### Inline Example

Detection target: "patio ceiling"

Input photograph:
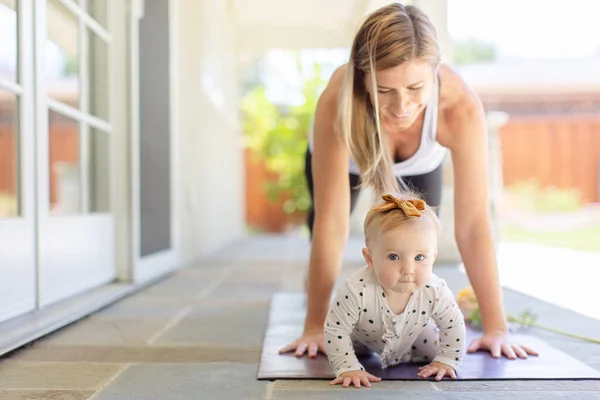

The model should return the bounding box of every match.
[231,0,419,52]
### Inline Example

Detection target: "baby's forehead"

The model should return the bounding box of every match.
[375,214,434,232]
[379,224,435,239]
[370,221,437,245]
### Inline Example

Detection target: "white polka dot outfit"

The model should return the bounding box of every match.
[324,266,466,377]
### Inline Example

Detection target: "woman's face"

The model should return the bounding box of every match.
[365,60,436,132]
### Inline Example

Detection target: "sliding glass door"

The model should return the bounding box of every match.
[35,0,116,306]
[0,0,36,323]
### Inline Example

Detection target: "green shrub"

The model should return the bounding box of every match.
[505,180,582,214]
[241,63,325,215]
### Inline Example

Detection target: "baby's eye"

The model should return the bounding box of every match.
[408,86,423,91]
[415,254,425,261]
[388,254,399,261]
[378,89,392,94]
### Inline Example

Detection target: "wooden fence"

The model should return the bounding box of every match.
[499,115,600,203]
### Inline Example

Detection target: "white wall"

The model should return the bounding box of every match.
[175,0,244,265]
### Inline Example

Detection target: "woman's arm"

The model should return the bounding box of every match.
[443,73,537,359]
[447,93,507,334]
[280,66,352,358]
[305,67,352,332]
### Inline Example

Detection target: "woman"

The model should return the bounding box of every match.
[279,3,538,361]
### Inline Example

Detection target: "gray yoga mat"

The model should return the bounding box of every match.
[258,293,600,380]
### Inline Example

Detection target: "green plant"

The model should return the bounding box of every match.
[241,61,326,215]
[500,224,600,253]
[505,180,582,214]
[468,307,537,331]
[452,37,497,65]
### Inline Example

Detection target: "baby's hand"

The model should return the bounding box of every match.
[330,370,382,388]
[417,361,457,381]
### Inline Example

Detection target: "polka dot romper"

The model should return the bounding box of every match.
[324,266,466,377]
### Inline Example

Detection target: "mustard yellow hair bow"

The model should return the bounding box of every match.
[372,194,426,217]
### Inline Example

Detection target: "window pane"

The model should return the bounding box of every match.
[0,90,19,218]
[87,0,107,28]
[0,0,18,83]
[88,29,108,120]
[47,0,79,109]
[49,110,80,215]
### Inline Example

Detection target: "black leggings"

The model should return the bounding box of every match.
[304,148,443,237]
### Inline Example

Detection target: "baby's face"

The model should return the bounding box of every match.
[363,222,438,294]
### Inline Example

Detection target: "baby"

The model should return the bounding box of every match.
[324,193,466,388]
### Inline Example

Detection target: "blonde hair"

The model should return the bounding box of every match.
[364,191,441,243]
[338,3,441,196]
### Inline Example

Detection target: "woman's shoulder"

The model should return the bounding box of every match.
[436,63,486,148]
[438,63,483,114]
[320,64,348,104]
[311,64,350,145]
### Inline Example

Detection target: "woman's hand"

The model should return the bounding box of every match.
[330,370,382,388]
[278,329,326,358]
[467,331,539,359]
[417,361,457,381]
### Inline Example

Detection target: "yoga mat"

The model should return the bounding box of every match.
[258,293,600,380]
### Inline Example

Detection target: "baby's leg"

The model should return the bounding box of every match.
[410,318,440,363]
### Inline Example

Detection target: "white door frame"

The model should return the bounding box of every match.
[34,0,117,307]
[129,0,180,283]
[0,0,36,323]
[0,0,180,355]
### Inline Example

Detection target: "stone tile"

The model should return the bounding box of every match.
[0,390,94,400]
[93,295,191,319]
[37,317,170,346]
[273,390,412,400]
[501,288,600,341]
[95,363,267,400]
[432,266,469,293]
[274,379,435,391]
[273,390,599,399]
[201,234,312,264]
[191,258,303,272]
[154,299,269,346]
[534,333,600,366]
[182,260,236,270]
[434,380,600,391]
[140,273,220,299]
[477,393,600,399]
[11,344,260,364]
[281,271,305,292]
[210,269,283,300]
[0,361,123,390]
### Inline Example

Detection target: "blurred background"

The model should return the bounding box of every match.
[0,0,599,340]
[237,0,600,316]
[241,0,600,251]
